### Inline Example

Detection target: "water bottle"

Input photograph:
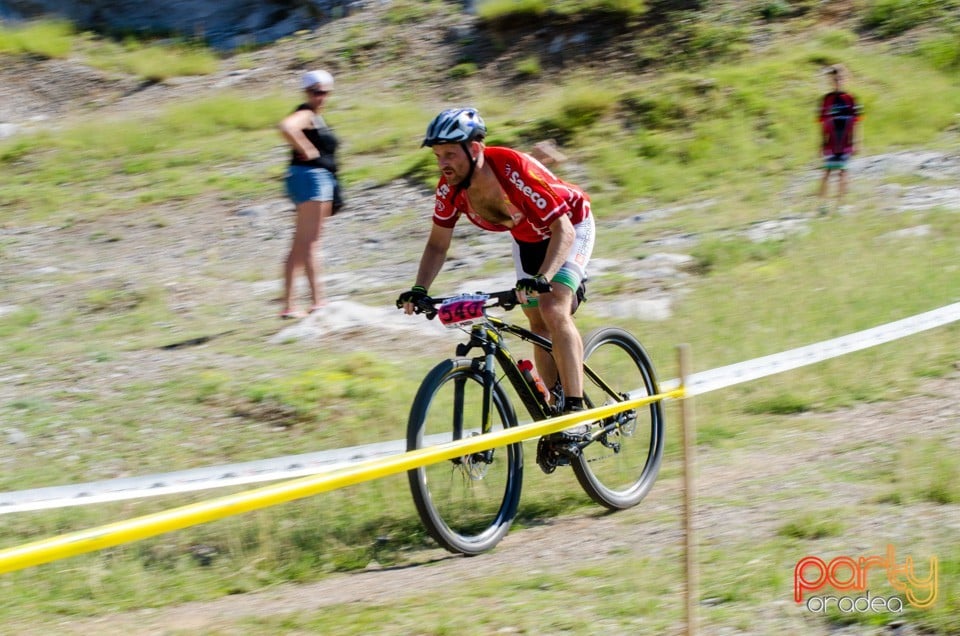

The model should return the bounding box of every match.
[518,359,550,403]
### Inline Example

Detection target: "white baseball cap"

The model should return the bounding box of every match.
[302,70,334,91]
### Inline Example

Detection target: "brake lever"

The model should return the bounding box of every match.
[416,298,437,320]
[498,290,519,311]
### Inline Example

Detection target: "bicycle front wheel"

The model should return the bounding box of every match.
[406,358,523,555]
[574,328,664,509]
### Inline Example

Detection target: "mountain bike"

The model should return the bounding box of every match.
[402,289,664,555]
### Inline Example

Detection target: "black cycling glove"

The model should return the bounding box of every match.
[396,285,429,309]
[516,274,552,295]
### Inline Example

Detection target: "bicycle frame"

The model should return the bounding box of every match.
[453,315,555,431]
[446,305,630,441]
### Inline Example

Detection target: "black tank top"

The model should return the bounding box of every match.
[289,104,339,173]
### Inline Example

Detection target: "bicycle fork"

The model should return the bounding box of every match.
[452,348,498,472]
[473,349,497,465]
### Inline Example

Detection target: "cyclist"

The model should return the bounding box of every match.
[398,107,596,415]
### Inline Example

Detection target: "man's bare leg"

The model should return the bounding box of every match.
[536,286,583,400]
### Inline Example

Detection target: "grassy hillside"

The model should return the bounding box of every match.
[0,1,958,634]
[1,1,959,221]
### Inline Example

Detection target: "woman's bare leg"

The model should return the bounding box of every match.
[305,200,333,310]
[283,200,324,314]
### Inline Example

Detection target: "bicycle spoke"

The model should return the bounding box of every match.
[573,328,664,509]
[407,359,522,554]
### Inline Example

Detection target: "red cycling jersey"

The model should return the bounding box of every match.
[432,146,591,243]
[818,91,861,157]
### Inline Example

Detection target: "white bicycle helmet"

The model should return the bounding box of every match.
[422,107,487,147]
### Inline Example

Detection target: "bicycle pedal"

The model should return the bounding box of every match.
[536,434,583,474]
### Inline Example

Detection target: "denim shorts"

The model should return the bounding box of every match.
[285,165,336,205]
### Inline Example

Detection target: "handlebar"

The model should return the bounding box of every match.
[406,289,520,320]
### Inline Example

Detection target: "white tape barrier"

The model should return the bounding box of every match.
[666,301,960,396]
[0,439,403,514]
[0,432,455,514]
[2,302,958,515]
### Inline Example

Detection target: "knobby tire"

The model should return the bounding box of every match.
[573,328,664,509]
[406,358,523,555]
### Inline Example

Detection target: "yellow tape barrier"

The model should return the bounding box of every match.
[0,388,684,575]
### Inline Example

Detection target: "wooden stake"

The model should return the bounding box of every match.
[678,343,698,635]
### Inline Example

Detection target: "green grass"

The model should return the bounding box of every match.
[916,26,960,71]
[0,20,219,80]
[860,0,959,38]
[0,91,291,222]
[477,0,648,23]
[382,0,453,25]
[4,25,960,224]
[82,39,219,81]
[880,438,960,505]
[0,20,74,58]
[778,513,845,540]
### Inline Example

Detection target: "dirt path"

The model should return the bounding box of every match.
[24,374,959,635]
[2,17,958,634]
[2,128,957,636]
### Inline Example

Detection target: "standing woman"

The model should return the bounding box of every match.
[278,70,339,318]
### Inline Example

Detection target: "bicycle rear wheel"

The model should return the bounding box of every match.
[573,328,664,509]
[406,358,523,555]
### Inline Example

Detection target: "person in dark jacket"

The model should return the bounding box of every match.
[817,65,862,214]
[278,70,339,318]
